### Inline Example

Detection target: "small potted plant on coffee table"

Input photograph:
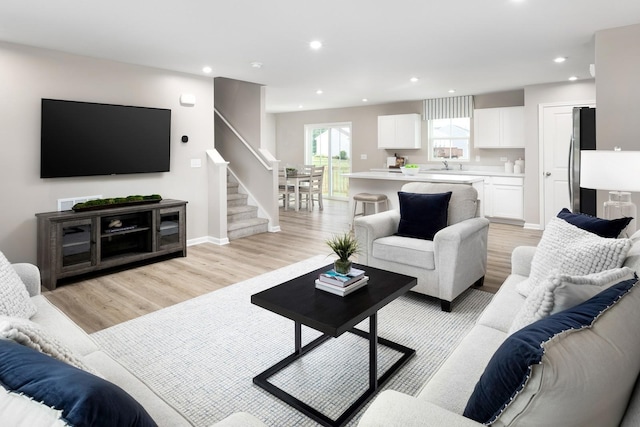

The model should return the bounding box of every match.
[326,232,359,274]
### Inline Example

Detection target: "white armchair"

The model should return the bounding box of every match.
[354,182,489,311]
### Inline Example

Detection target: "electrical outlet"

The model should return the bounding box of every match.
[360,154,367,160]
[475,155,480,162]
[500,157,508,162]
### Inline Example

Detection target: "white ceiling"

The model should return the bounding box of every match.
[2,0,639,113]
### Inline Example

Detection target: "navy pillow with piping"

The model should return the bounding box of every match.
[463,276,638,424]
[0,339,157,427]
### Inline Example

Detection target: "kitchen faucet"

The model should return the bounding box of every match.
[442,160,449,170]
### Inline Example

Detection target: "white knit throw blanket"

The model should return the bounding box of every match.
[0,316,98,375]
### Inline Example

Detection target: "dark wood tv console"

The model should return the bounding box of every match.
[36,199,187,290]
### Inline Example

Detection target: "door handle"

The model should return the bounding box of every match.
[545,172,551,177]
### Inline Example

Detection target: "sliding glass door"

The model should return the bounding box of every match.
[304,122,352,199]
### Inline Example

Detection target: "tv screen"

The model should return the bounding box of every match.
[41,99,171,178]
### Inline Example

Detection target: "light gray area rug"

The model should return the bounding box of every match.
[92,255,493,426]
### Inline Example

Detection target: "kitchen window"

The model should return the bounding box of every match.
[428,117,471,161]
[423,95,473,162]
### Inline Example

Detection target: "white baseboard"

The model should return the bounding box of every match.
[187,236,230,246]
[523,222,543,230]
[268,225,281,233]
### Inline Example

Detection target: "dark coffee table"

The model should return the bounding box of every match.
[251,263,417,427]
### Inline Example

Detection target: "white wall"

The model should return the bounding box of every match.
[0,42,215,262]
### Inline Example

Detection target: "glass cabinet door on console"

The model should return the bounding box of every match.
[58,219,95,272]
[157,207,185,252]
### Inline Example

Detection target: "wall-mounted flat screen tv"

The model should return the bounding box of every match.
[41,99,171,178]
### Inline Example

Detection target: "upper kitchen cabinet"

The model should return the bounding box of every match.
[473,106,524,148]
[378,113,422,149]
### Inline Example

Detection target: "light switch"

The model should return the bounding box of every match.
[190,159,202,168]
[360,154,367,160]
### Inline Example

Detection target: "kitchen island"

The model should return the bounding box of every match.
[344,171,485,217]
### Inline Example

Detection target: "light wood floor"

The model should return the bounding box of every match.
[44,200,542,334]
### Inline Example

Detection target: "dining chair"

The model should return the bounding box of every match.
[298,165,324,211]
[278,167,297,210]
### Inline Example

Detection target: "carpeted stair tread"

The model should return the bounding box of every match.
[227,217,268,231]
[227,205,257,215]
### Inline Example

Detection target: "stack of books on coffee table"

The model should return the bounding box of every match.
[315,267,369,296]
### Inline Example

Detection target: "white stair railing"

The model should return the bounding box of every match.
[214,108,272,171]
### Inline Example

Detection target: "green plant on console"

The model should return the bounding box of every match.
[72,194,162,211]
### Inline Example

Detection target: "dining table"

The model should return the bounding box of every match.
[282,172,311,211]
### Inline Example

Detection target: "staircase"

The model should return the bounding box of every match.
[226,176,269,240]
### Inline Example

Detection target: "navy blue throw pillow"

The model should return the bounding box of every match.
[0,340,157,427]
[557,207,632,238]
[463,276,638,424]
[395,191,452,240]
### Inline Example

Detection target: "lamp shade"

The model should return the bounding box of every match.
[580,150,640,192]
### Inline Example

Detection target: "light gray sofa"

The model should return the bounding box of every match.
[354,182,490,311]
[356,229,640,427]
[6,263,192,426]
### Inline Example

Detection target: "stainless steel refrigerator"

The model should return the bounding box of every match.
[569,106,597,216]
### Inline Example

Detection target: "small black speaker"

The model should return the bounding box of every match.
[181,135,188,143]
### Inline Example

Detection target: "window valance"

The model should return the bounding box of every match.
[423,95,474,120]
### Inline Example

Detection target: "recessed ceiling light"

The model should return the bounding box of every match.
[250,62,263,69]
[316,89,323,95]
[568,76,578,81]
[298,105,304,109]
[202,66,212,74]
[410,77,419,83]
[448,89,456,93]
[310,40,322,50]
[554,57,567,63]
[362,98,368,102]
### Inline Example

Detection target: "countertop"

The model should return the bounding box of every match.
[344,171,484,184]
[369,168,524,178]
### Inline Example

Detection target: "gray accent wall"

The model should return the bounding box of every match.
[214,77,262,148]
[0,41,215,262]
[474,89,524,109]
[595,23,640,151]
[595,23,640,216]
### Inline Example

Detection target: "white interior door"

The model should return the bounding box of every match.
[540,102,595,228]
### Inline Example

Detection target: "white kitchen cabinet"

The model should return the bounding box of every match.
[378,113,421,149]
[474,107,524,148]
[482,176,524,220]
